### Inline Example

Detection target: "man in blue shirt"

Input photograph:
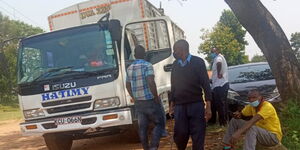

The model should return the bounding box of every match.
[126,45,164,150]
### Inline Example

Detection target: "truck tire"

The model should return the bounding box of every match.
[126,122,140,142]
[43,133,73,150]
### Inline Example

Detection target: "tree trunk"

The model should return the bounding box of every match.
[225,0,300,101]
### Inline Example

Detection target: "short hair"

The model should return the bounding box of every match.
[173,39,189,52]
[211,47,219,52]
[248,89,262,97]
[134,45,146,59]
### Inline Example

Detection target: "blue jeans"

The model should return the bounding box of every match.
[135,100,165,150]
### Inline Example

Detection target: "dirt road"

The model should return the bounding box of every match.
[0,119,224,150]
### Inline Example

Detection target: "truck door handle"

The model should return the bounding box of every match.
[164,64,173,72]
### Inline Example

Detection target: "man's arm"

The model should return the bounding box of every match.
[147,75,159,103]
[198,59,212,121]
[169,64,175,115]
[230,114,263,144]
[198,60,212,102]
[126,82,134,101]
[232,111,253,120]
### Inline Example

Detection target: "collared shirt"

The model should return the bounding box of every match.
[177,54,192,67]
[126,59,154,100]
[242,101,282,141]
[211,54,228,89]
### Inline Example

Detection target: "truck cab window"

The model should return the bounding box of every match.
[125,20,171,64]
[19,48,42,83]
[18,25,118,84]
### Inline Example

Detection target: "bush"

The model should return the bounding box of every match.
[280,100,300,149]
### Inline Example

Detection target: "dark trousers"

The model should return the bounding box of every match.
[135,100,164,150]
[210,83,229,126]
[173,101,206,150]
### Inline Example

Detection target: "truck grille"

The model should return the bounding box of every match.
[42,96,92,107]
[47,103,91,114]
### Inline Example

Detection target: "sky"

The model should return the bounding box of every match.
[1,0,299,60]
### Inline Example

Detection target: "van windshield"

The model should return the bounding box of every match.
[18,24,117,84]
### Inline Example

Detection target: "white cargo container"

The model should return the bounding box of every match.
[17,0,184,149]
[48,0,183,50]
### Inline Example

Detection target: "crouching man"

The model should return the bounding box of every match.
[222,89,282,150]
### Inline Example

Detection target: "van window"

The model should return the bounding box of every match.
[228,64,274,84]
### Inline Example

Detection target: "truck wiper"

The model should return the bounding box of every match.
[31,66,74,83]
[61,68,117,79]
[59,70,98,77]
[65,68,115,77]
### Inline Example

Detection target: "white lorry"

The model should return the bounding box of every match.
[17,0,184,149]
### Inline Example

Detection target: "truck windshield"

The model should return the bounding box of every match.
[18,24,117,84]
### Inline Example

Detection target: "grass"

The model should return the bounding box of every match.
[280,100,300,149]
[0,104,22,121]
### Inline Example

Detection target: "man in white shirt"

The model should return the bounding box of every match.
[210,47,229,126]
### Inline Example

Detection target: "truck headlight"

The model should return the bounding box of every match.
[23,108,45,119]
[94,97,120,110]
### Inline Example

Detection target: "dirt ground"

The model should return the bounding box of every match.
[0,119,224,150]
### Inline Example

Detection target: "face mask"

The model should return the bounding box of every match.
[210,53,217,59]
[250,100,260,107]
[173,53,179,60]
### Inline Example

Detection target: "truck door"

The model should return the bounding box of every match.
[122,19,173,111]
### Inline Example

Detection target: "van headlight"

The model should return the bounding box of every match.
[23,108,45,119]
[227,90,240,100]
[94,97,120,110]
[267,87,281,102]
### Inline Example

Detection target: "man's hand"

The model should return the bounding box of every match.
[229,131,242,145]
[205,101,212,122]
[217,73,223,79]
[233,111,242,119]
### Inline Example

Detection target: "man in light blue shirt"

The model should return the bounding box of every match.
[126,45,165,150]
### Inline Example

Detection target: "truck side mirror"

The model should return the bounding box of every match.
[109,20,122,42]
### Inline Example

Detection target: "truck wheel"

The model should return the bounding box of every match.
[43,133,73,150]
[126,122,140,142]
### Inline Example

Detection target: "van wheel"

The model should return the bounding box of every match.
[43,133,73,150]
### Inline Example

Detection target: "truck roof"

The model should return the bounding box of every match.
[48,0,165,31]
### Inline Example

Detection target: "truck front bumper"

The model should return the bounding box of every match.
[20,107,133,136]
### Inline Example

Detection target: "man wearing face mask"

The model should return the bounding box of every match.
[169,39,212,150]
[209,47,229,126]
[222,89,282,150]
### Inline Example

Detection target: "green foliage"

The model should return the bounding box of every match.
[280,100,300,149]
[199,10,248,66]
[251,54,267,62]
[0,104,21,121]
[0,12,44,105]
[199,23,248,66]
[219,10,248,48]
[290,32,300,60]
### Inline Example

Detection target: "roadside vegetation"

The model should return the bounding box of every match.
[280,100,300,149]
[0,103,22,121]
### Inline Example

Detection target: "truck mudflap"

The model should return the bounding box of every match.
[20,107,133,136]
